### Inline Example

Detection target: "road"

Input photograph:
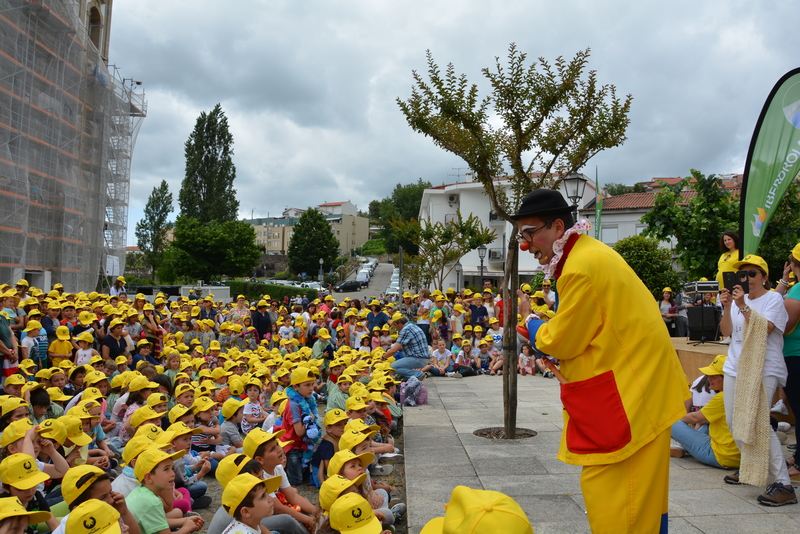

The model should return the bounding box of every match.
[328,262,395,302]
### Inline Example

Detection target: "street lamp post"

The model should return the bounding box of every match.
[454,260,462,292]
[477,245,487,286]
[318,258,324,282]
[564,172,589,223]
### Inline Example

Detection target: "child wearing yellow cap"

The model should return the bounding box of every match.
[310,409,349,488]
[242,428,315,530]
[167,422,212,511]
[0,496,51,534]
[220,473,282,534]
[126,447,203,534]
[0,453,58,532]
[329,493,391,534]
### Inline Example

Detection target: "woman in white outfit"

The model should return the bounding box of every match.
[719,254,794,506]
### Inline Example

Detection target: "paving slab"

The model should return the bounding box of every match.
[404,375,800,534]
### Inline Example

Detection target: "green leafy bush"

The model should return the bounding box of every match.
[225,282,317,303]
[613,236,683,300]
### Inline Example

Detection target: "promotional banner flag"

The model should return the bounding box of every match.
[740,68,800,257]
[594,167,603,240]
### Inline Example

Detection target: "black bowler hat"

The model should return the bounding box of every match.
[511,189,571,220]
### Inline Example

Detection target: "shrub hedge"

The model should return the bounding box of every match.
[226,281,318,303]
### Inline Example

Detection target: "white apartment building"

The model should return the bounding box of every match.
[418,174,596,291]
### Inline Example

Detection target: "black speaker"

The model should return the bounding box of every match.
[687,307,720,342]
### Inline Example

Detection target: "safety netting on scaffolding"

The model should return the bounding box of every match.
[0,0,145,291]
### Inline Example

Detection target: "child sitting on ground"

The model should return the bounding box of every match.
[241,379,266,434]
[0,453,58,532]
[310,409,349,487]
[220,397,247,454]
[168,421,213,510]
[242,428,316,531]
[126,446,204,534]
[192,396,226,462]
[220,473,282,534]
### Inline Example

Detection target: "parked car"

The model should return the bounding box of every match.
[356,272,370,288]
[334,280,361,292]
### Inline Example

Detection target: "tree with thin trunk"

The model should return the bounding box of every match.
[397,44,632,437]
[390,212,496,290]
[134,180,173,278]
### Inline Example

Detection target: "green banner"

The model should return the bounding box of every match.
[740,68,800,256]
[595,167,603,240]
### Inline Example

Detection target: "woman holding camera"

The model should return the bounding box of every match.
[719,254,794,506]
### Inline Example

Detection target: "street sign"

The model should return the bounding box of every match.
[301,272,307,280]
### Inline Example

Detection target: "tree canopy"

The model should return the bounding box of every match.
[397,44,632,438]
[374,178,431,255]
[179,104,239,222]
[641,170,738,280]
[605,182,646,196]
[134,180,173,277]
[391,212,496,289]
[287,209,340,277]
[613,236,683,300]
[163,217,261,282]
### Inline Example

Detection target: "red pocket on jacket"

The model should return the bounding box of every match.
[560,370,631,455]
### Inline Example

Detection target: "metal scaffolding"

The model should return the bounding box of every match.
[0,0,146,291]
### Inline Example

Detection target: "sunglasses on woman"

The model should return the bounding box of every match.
[737,270,760,279]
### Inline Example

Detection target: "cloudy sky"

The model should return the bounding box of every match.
[109,1,796,245]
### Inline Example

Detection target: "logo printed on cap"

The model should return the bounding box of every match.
[83,517,96,530]
[352,507,363,519]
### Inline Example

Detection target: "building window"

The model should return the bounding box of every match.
[601,226,618,245]
[635,225,647,235]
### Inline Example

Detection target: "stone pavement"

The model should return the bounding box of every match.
[403,375,800,533]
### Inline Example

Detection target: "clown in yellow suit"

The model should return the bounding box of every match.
[513,189,689,534]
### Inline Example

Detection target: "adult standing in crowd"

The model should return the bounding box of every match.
[719,254,794,506]
[228,294,250,325]
[109,276,126,296]
[386,316,430,381]
[715,231,740,288]
[514,188,688,533]
[416,289,433,345]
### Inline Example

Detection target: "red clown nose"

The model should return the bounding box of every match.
[519,241,530,251]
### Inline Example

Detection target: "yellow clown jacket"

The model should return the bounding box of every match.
[529,234,689,466]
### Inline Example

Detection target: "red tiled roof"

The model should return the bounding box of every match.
[583,188,741,211]
[318,201,347,206]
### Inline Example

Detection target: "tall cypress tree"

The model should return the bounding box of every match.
[179,104,239,222]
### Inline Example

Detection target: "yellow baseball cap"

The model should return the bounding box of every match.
[0,496,50,527]
[191,396,217,415]
[699,355,727,376]
[37,418,67,445]
[146,393,169,409]
[128,376,158,392]
[4,374,26,387]
[345,396,368,412]
[62,464,106,505]
[215,453,250,486]
[420,486,533,534]
[133,446,184,482]
[22,320,42,332]
[732,254,770,276]
[122,434,169,465]
[319,473,367,511]
[82,387,105,401]
[327,449,375,479]
[338,429,376,452]
[221,473,282,513]
[57,415,91,446]
[0,418,34,447]
[0,453,50,490]
[329,493,382,534]
[168,404,192,424]
[222,397,248,420]
[290,367,316,386]
[66,499,122,534]
[323,409,349,428]
[131,406,162,428]
[166,421,202,438]
[242,428,286,459]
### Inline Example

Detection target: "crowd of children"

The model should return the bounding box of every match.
[0,281,418,534]
[0,277,549,534]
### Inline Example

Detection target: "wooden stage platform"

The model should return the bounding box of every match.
[673,338,796,424]
[672,338,727,383]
